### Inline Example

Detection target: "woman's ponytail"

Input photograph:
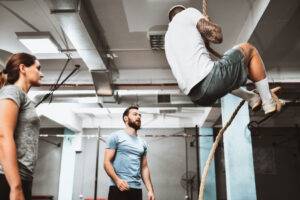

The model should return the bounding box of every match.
[0,69,7,88]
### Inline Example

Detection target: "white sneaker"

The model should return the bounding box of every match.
[262,99,277,115]
[248,93,261,111]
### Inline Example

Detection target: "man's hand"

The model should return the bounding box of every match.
[197,18,223,44]
[116,178,129,191]
[10,187,25,200]
[147,191,155,200]
[203,15,211,21]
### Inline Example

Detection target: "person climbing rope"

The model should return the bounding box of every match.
[164,5,284,114]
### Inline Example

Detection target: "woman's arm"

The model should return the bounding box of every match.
[0,99,24,199]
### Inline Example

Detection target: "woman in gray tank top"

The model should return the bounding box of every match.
[0,53,43,200]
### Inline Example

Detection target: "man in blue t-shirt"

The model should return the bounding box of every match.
[104,105,155,200]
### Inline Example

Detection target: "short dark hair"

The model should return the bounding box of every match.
[169,6,186,21]
[122,105,139,122]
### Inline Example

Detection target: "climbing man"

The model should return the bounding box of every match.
[164,5,284,114]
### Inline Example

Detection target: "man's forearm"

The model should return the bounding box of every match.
[142,167,154,193]
[0,135,22,190]
[205,41,222,59]
[104,161,120,183]
[198,18,223,44]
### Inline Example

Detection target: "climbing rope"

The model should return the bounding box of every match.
[198,1,287,199]
[202,0,208,17]
[198,88,287,199]
[197,2,246,199]
[201,0,223,59]
[198,100,246,200]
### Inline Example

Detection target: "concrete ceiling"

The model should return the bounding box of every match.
[0,0,73,55]
[249,0,300,72]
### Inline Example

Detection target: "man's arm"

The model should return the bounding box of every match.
[103,149,129,191]
[197,18,223,44]
[0,99,25,200]
[204,40,223,59]
[141,155,155,200]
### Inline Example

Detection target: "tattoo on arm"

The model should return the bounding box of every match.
[197,18,223,44]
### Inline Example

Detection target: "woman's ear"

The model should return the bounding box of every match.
[19,64,26,74]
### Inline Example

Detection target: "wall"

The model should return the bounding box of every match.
[215,127,300,200]
[252,127,300,200]
[72,128,198,200]
[32,127,300,200]
[32,128,64,200]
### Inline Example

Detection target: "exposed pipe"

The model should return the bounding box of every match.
[93,127,101,200]
[37,83,179,90]
[195,125,201,195]
[110,48,153,52]
[185,133,190,199]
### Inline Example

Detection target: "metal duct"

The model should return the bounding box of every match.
[158,94,171,103]
[91,70,113,96]
[44,0,115,96]
[46,0,109,70]
[29,90,193,106]
[49,0,79,10]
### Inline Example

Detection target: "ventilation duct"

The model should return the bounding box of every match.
[91,70,113,96]
[44,0,115,98]
[159,107,177,114]
[147,25,168,50]
[158,94,170,103]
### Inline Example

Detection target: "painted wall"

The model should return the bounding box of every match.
[252,128,300,200]
[72,128,198,200]
[32,127,300,200]
[215,127,300,200]
[32,128,64,200]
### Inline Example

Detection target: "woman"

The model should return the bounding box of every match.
[0,53,43,200]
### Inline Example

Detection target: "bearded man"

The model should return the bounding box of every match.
[104,105,155,200]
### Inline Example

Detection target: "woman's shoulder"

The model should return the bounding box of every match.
[0,85,26,107]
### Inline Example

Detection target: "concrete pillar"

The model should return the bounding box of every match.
[199,127,217,200]
[58,129,77,200]
[221,94,257,200]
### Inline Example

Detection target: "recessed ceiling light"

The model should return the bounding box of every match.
[16,32,61,54]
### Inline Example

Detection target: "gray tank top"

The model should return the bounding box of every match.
[0,85,40,180]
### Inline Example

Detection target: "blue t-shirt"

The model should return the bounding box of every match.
[106,130,147,189]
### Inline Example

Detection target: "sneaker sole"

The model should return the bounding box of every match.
[264,107,276,115]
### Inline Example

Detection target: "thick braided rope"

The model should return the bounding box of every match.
[202,0,208,17]
[202,0,223,59]
[198,100,246,200]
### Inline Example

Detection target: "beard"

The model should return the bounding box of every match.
[128,118,141,130]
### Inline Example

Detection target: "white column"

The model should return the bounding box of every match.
[221,94,257,200]
[199,127,217,200]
